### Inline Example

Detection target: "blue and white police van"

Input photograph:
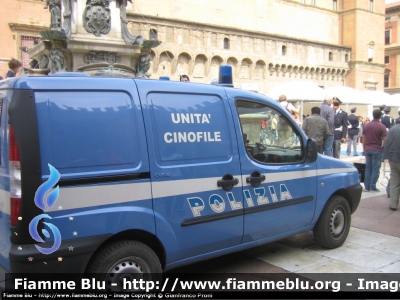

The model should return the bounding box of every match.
[0,68,361,286]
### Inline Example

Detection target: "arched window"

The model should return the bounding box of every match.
[329,52,333,61]
[345,54,349,63]
[149,29,157,40]
[282,45,287,56]
[224,38,230,49]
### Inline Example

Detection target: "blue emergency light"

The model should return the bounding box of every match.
[218,65,233,87]
[159,76,170,80]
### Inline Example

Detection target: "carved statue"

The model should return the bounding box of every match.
[136,55,151,78]
[62,0,72,38]
[44,0,62,30]
[84,51,120,64]
[29,59,39,69]
[83,0,111,37]
[118,0,145,45]
[49,48,66,74]
[39,54,50,69]
[95,64,127,78]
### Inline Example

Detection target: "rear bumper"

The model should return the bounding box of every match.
[8,234,111,276]
[346,183,362,214]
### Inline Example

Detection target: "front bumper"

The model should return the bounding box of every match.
[346,183,362,214]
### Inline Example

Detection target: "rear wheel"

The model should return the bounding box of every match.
[86,240,162,290]
[313,196,351,249]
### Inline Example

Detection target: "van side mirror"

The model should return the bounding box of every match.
[306,138,318,163]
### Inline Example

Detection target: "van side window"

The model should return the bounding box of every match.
[236,100,304,164]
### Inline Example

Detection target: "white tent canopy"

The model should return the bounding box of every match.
[265,82,398,119]
[387,94,400,109]
[266,81,325,101]
[323,86,362,104]
[360,91,391,106]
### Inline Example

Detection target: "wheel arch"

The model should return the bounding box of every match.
[331,187,358,214]
[85,229,166,271]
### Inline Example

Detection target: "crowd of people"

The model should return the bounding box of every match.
[280,95,400,212]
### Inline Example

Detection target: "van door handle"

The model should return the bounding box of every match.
[246,171,266,187]
[217,174,239,191]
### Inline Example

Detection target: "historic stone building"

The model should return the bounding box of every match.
[0,0,49,76]
[385,1,400,94]
[125,0,385,93]
[1,0,385,94]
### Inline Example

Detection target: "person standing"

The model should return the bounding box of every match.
[302,107,331,154]
[291,111,302,126]
[277,95,298,146]
[383,123,400,211]
[362,109,387,192]
[357,116,364,144]
[271,115,277,139]
[332,97,348,159]
[346,107,360,156]
[6,59,22,78]
[380,104,386,119]
[396,108,400,125]
[320,96,335,156]
[180,75,190,82]
[381,107,395,130]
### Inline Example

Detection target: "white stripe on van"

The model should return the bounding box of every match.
[152,168,357,199]
[47,182,152,212]
[240,170,317,185]
[151,176,243,199]
[0,167,357,213]
[0,189,10,214]
[317,168,358,176]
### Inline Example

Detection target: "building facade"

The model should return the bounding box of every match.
[1,0,385,94]
[126,0,385,93]
[385,1,400,94]
[0,0,49,76]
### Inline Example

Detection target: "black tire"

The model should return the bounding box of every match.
[313,196,351,249]
[86,240,162,290]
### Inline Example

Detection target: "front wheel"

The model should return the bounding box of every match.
[86,240,162,290]
[313,196,351,249]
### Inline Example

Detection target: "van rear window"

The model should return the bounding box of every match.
[35,91,141,179]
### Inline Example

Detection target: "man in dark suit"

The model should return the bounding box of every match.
[381,107,395,130]
[380,104,386,119]
[383,123,400,211]
[396,108,400,125]
[346,107,359,156]
[332,97,348,159]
